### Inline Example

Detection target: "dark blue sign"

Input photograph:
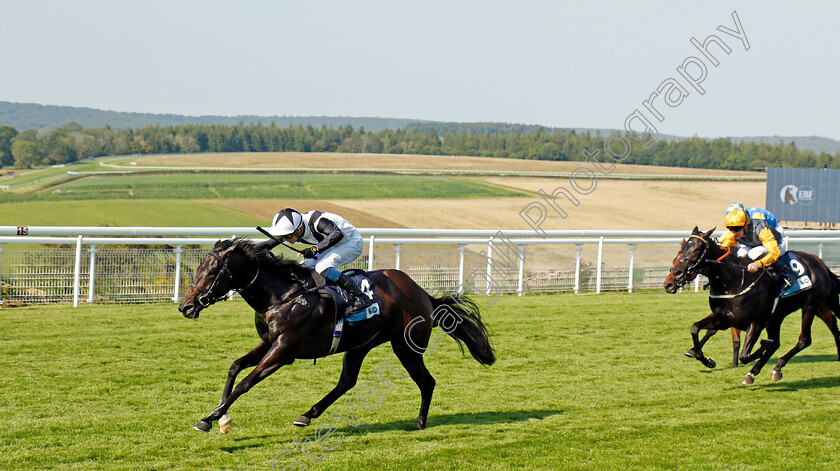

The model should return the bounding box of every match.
[766,168,840,223]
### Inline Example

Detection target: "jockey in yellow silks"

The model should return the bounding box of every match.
[718,202,792,282]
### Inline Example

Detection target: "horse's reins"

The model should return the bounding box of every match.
[708,269,768,299]
[190,250,261,307]
[256,226,305,255]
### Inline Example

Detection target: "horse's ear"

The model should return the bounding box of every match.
[703,228,715,239]
[219,242,238,256]
[692,226,699,234]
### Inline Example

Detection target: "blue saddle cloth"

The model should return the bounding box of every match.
[777,252,813,298]
[322,269,382,322]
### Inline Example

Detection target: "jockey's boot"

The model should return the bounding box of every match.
[771,260,797,288]
[336,273,373,312]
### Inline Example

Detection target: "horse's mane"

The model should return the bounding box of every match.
[213,238,313,279]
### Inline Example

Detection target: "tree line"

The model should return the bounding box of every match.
[1,122,838,171]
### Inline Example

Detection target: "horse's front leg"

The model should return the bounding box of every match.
[739,321,769,364]
[744,318,782,384]
[739,322,772,384]
[194,340,292,432]
[688,314,726,368]
[216,341,270,433]
[685,326,717,358]
[730,327,741,368]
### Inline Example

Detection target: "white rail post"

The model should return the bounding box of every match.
[458,245,466,292]
[486,237,494,296]
[172,245,183,302]
[628,244,636,293]
[596,236,604,294]
[394,244,402,270]
[574,244,582,294]
[517,245,526,296]
[73,235,83,307]
[87,245,97,303]
[818,242,823,259]
[367,235,375,271]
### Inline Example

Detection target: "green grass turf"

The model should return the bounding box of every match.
[0,200,264,227]
[2,292,840,470]
[1,173,524,203]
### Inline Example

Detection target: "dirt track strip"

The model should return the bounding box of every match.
[99,160,764,181]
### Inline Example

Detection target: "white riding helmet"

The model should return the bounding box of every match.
[268,208,303,237]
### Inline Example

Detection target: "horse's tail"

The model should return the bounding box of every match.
[830,267,840,293]
[828,267,840,306]
[430,294,496,366]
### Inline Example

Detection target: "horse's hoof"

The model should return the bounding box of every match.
[771,369,783,382]
[219,414,232,434]
[293,415,311,427]
[706,357,716,369]
[194,420,212,432]
[684,349,696,358]
[742,373,755,385]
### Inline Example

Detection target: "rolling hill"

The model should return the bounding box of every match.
[2,101,839,154]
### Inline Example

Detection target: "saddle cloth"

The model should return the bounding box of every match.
[323,270,382,355]
[777,252,813,299]
[322,269,382,322]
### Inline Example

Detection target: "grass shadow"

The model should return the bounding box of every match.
[217,409,563,452]
[333,408,564,434]
[764,376,840,392]
[787,354,840,365]
[220,434,280,453]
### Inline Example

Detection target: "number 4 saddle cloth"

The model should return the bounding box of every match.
[323,269,381,323]
[321,269,382,355]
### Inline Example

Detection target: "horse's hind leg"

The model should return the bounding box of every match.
[822,297,840,361]
[771,307,818,382]
[295,341,379,427]
[391,342,436,430]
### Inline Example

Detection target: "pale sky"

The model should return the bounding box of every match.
[2,1,839,140]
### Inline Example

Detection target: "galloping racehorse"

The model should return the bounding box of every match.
[666,227,840,384]
[178,239,495,432]
[663,241,840,368]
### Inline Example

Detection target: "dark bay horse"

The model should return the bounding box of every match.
[663,241,840,368]
[178,239,495,433]
[666,227,840,384]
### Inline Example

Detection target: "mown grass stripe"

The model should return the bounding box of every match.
[2,292,839,470]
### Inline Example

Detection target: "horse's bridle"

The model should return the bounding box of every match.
[671,234,709,287]
[672,233,738,290]
[190,250,261,307]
